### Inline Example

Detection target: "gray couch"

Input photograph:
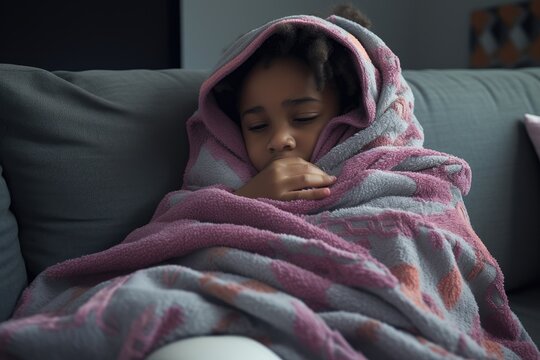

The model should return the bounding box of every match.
[0,64,539,347]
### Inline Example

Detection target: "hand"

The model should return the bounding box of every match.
[234,157,337,201]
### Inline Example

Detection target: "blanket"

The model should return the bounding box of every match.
[1,15,538,360]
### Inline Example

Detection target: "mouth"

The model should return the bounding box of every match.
[263,153,307,169]
[260,153,302,170]
[271,153,297,162]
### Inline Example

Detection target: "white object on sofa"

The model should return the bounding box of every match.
[146,335,283,360]
[524,113,540,160]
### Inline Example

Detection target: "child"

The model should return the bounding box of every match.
[2,5,536,360]
[214,6,371,201]
[148,7,376,360]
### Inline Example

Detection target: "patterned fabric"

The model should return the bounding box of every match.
[470,0,540,68]
[0,15,538,360]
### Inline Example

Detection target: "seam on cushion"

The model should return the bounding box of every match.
[469,72,500,111]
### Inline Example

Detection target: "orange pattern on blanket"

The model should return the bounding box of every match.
[484,338,504,360]
[200,273,244,304]
[212,311,241,332]
[355,319,381,342]
[209,247,230,264]
[346,34,371,63]
[437,267,462,310]
[390,264,425,309]
[241,279,278,293]
[457,202,493,282]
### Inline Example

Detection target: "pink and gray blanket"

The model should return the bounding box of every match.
[1,15,538,360]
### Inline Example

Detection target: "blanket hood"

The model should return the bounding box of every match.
[183,15,425,190]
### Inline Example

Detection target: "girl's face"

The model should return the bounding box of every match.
[238,57,340,171]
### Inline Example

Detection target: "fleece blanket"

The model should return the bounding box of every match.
[1,15,538,360]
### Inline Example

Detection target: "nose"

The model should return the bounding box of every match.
[267,125,296,153]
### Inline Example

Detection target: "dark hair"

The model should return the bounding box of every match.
[213,5,371,123]
[331,3,372,29]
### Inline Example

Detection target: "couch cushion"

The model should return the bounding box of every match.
[0,165,27,321]
[404,68,540,291]
[0,64,206,281]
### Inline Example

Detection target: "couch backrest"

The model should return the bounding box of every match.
[404,68,540,291]
[0,65,207,322]
[1,65,538,323]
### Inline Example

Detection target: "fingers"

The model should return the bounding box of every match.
[263,157,338,201]
[281,173,337,201]
[282,187,332,201]
[271,157,326,175]
[284,173,337,191]
[286,163,328,178]
[271,157,331,179]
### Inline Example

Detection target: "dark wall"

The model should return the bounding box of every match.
[0,0,180,70]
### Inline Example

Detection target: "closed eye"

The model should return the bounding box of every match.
[294,115,318,123]
[247,123,268,132]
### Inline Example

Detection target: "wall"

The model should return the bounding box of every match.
[181,0,417,69]
[182,0,518,70]
[182,0,338,70]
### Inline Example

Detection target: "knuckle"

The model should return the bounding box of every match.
[269,166,281,178]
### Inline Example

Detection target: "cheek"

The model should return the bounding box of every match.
[307,121,330,147]
[307,135,321,155]
[243,133,258,154]
[243,134,266,167]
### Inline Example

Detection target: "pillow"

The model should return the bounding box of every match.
[524,113,540,159]
[0,165,27,321]
[0,64,206,282]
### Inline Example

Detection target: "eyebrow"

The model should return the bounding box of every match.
[240,97,320,118]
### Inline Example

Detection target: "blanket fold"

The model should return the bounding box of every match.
[1,14,538,360]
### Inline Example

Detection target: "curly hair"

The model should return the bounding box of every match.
[213,5,371,123]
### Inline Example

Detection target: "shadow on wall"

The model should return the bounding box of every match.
[0,0,180,70]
